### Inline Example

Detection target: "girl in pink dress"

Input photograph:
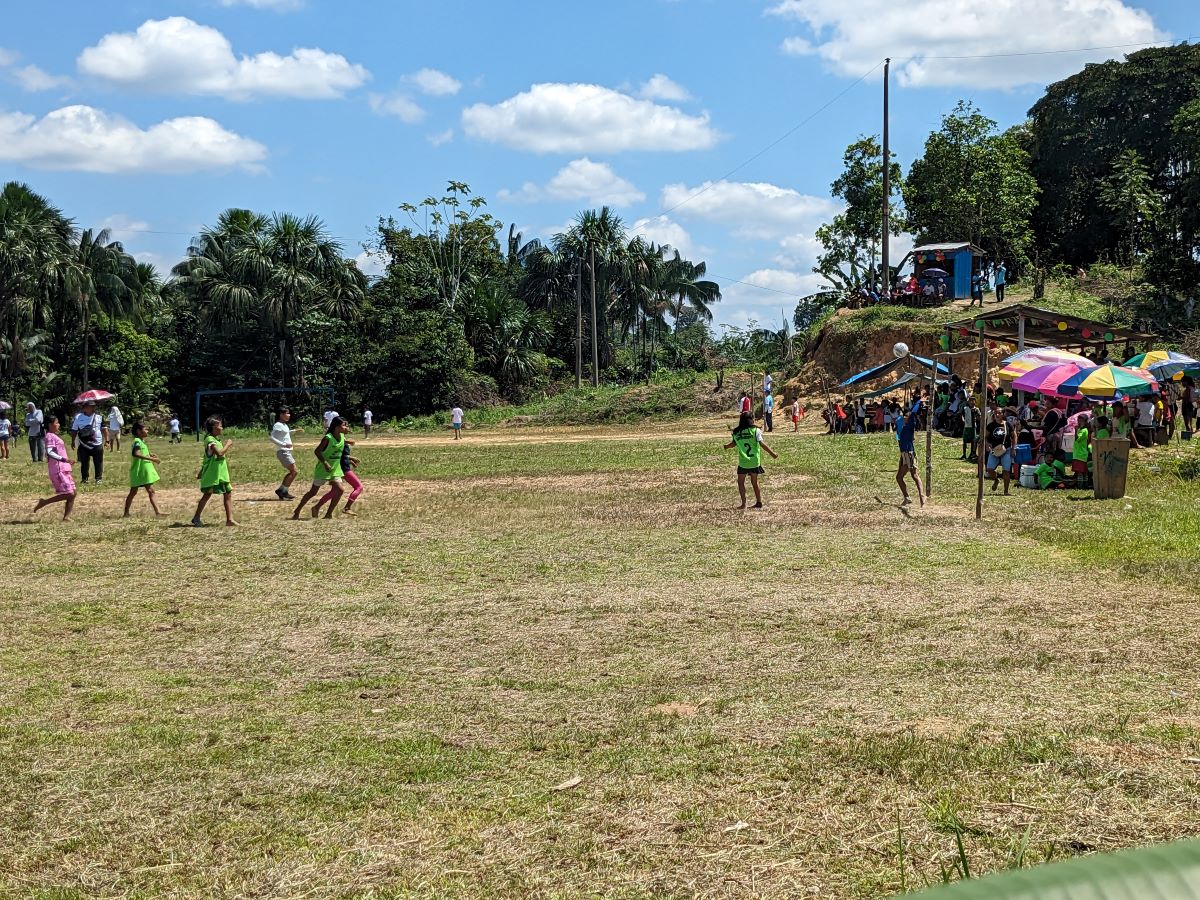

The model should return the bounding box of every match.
[34,416,77,521]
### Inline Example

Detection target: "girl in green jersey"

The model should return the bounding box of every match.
[123,421,163,517]
[292,416,348,520]
[192,416,237,527]
[723,411,779,509]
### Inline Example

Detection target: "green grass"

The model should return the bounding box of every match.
[1,420,1199,897]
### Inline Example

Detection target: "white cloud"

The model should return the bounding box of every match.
[14,65,71,92]
[77,17,369,100]
[0,105,267,174]
[427,128,454,147]
[98,214,151,240]
[631,215,699,259]
[639,73,691,101]
[499,158,645,207]
[766,0,1168,89]
[218,0,304,8]
[368,92,425,123]
[661,180,840,239]
[354,249,387,278]
[0,48,18,67]
[462,82,719,153]
[406,68,461,96]
[773,232,824,269]
[717,268,832,331]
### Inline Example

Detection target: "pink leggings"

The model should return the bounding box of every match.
[316,471,363,509]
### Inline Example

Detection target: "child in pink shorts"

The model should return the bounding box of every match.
[33,416,77,521]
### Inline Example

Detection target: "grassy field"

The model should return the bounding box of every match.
[2,420,1200,898]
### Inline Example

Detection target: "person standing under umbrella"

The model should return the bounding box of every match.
[71,401,108,484]
[24,401,44,463]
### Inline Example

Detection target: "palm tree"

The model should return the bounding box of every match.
[662,251,721,326]
[64,228,140,388]
[465,284,549,395]
[0,182,74,377]
[175,210,365,387]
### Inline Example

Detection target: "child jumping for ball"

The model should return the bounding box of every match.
[192,416,236,527]
[124,421,163,517]
[33,416,76,521]
[724,411,778,509]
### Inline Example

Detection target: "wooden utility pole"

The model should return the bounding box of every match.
[589,243,599,387]
[881,58,891,301]
[575,260,582,389]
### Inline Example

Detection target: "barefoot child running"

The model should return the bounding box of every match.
[724,411,778,509]
[124,421,163,517]
[314,439,363,516]
[292,416,347,520]
[33,416,76,521]
[192,416,236,527]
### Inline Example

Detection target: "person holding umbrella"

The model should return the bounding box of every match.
[71,392,111,484]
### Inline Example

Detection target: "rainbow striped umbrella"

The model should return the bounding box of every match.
[1124,349,1199,381]
[1011,362,1095,396]
[998,347,1092,381]
[1056,363,1158,400]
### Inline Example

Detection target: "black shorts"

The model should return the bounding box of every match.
[737,465,765,475]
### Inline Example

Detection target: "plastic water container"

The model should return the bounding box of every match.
[1014,443,1033,465]
[1061,429,1075,452]
[1019,465,1038,489]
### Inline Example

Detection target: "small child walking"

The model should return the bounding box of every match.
[791,398,801,432]
[124,421,163,517]
[192,416,236,527]
[724,411,778,509]
[168,416,181,443]
[33,416,76,521]
[0,409,11,459]
[451,405,464,440]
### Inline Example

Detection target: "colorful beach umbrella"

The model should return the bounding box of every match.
[1011,362,1095,396]
[1124,349,1199,381]
[998,346,1093,381]
[73,389,115,404]
[1056,363,1158,400]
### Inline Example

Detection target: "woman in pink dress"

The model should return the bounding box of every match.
[33,416,77,521]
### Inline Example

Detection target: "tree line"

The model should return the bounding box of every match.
[808,44,1200,331]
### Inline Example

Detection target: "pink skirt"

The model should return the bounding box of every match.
[49,465,75,495]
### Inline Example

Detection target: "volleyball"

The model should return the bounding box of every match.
[893,342,910,358]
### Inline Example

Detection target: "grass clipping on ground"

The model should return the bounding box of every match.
[1,421,1199,898]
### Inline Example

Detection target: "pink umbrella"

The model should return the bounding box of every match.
[73,389,115,404]
[1011,362,1095,396]
[0,400,11,411]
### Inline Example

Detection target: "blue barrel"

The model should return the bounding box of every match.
[1015,444,1033,465]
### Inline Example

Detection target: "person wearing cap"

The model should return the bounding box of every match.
[70,401,108,484]
[24,401,44,462]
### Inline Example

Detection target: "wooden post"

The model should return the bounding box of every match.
[881,58,891,300]
[926,355,938,496]
[976,339,987,520]
[589,244,599,387]
[575,260,582,389]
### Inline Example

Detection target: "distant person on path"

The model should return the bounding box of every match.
[323,407,339,430]
[362,407,373,438]
[0,409,10,460]
[985,407,1014,495]
[763,392,775,432]
[969,271,984,307]
[960,399,978,462]
[168,415,181,443]
[292,416,348,519]
[792,398,802,432]
[124,421,162,517]
[896,395,925,507]
[192,416,236,527]
[24,402,44,462]
[33,416,76,521]
[994,261,1007,303]
[724,410,778,510]
[71,401,107,484]
[270,407,301,500]
[107,404,124,451]
[451,405,464,440]
[739,392,751,415]
[763,373,773,397]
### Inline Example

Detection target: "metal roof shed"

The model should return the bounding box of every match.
[910,242,984,300]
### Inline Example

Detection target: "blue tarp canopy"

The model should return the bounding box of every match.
[839,354,950,387]
[853,372,935,399]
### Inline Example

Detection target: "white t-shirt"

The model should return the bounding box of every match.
[363,410,373,426]
[1136,399,1157,427]
[451,407,463,424]
[0,418,10,439]
[108,408,124,431]
[169,418,180,434]
[764,394,774,413]
[323,410,339,428]
[71,412,103,447]
[270,421,293,450]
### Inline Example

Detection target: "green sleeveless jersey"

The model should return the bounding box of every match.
[200,435,229,488]
[314,433,345,480]
[733,426,761,469]
[129,437,160,488]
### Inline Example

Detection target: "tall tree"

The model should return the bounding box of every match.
[903,102,1039,267]
[1098,149,1162,265]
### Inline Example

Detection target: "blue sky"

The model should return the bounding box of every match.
[0,0,1192,331]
